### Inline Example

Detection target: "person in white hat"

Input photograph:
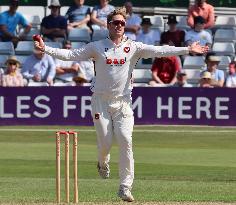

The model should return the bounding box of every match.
[199,71,213,88]
[41,0,67,41]
[34,7,209,202]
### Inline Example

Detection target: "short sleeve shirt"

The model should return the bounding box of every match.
[65,4,90,23]
[185,29,212,46]
[161,30,185,47]
[0,11,29,36]
[92,4,115,22]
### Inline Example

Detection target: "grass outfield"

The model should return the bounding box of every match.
[0,126,236,204]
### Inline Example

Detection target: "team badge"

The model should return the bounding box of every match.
[124,47,130,53]
[95,113,100,120]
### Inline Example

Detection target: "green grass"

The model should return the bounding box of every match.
[0,126,236,203]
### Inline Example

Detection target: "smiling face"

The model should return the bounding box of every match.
[107,14,126,39]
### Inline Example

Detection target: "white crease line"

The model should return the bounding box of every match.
[0,129,235,133]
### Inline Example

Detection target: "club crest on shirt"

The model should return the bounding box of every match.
[124,47,130,53]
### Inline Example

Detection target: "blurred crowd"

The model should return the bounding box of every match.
[0,0,236,88]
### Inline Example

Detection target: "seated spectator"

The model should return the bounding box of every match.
[0,56,24,87]
[21,50,56,86]
[65,0,91,31]
[124,1,141,40]
[90,0,115,30]
[73,72,88,86]
[41,0,67,41]
[187,0,215,29]
[136,18,160,45]
[202,52,224,87]
[55,40,94,83]
[149,56,181,86]
[161,14,185,47]
[185,16,212,48]
[172,70,192,87]
[199,71,213,87]
[225,62,236,88]
[0,0,31,47]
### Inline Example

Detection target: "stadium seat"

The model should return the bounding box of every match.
[92,29,108,41]
[183,56,205,69]
[23,28,40,41]
[217,56,231,70]
[17,6,44,24]
[144,15,164,32]
[45,42,62,49]
[0,42,15,55]
[214,29,236,43]
[133,69,152,83]
[71,42,86,49]
[212,42,235,56]
[135,58,153,69]
[15,55,29,67]
[68,28,91,42]
[0,55,9,68]
[184,69,201,84]
[214,16,236,29]
[176,16,191,31]
[15,41,34,55]
[23,14,41,28]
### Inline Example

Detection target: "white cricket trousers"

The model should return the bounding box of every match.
[91,93,134,189]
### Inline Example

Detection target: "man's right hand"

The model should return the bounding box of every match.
[33,35,45,52]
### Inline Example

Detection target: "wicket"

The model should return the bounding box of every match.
[56,131,78,203]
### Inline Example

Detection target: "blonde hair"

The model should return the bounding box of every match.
[107,7,127,24]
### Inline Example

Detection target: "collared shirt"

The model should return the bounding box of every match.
[21,54,56,81]
[187,2,215,29]
[151,57,180,84]
[0,10,29,36]
[92,4,115,22]
[125,13,141,40]
[136,29,160,45]
[65,4,91,23]
[45,37,189,97]
[185,29,212,46]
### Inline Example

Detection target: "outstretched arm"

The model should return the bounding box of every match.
[33,35,95,61]
[137,41,209,59]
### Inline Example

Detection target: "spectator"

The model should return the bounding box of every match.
[199,71,213,87]
[124,1,141,40]
[0,0,31,47]
[136,18,160,45]
[187,0,215,29]
[21,50,56,86]
[185,16,212,48]
[90,0,115,30]
[55,40,94,83]
[149,56,181,86]
[173,70,192,87]
[0,56,24,87]
[65,0,91,31]
[225,62,236,87]
[41,0,67,41]
[161,14,185,47]
[203,52,224,87]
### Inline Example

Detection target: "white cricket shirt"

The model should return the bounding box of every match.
[45,36,189,96]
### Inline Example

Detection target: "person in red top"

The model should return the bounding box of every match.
[161,14,185,47]
[149,56,181,86]
[187,0,215,29]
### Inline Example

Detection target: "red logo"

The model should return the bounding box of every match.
[124,47,130,53]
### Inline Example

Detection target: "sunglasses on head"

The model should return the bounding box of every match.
[109,20,126,27]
